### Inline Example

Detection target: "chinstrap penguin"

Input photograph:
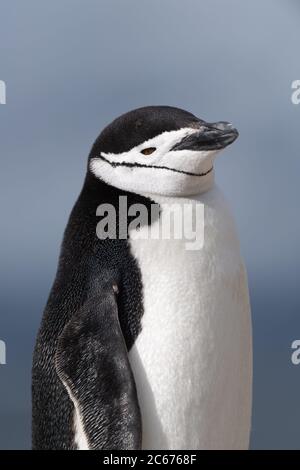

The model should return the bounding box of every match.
[32,105,252,450]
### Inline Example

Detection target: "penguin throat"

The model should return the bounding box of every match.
[90,158,215,197]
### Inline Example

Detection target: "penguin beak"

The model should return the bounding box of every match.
[171,121,239,152]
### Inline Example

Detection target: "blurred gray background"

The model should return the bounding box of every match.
[0,0,299,449]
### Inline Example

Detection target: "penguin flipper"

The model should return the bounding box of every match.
[55,288,142,450]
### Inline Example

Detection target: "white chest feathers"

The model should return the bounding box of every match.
[128,185,252,450]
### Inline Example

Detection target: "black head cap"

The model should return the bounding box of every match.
[89,106,202,157]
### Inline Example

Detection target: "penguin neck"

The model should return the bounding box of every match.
[82,172,156,208]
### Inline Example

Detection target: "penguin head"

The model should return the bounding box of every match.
[89,106,238,197]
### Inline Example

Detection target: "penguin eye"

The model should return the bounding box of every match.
[141,147,156,155]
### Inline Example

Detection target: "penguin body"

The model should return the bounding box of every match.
[32,106,252,450]
[128,188,252,449]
